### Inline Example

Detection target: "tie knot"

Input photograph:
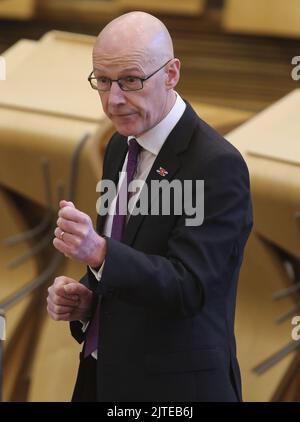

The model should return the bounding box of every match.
[128,138,141,162]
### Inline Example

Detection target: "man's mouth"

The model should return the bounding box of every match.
[112,113,136,117]
[109,110,137,116]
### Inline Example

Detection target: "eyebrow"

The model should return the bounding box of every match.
[93,67,144,77]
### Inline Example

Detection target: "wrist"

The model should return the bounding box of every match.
[89,235,107,268]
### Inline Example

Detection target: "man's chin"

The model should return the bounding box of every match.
[117,127,136,137]
[114,123,141,137]
[111,115,140,134]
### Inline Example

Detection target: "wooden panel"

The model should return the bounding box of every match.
[0,31,103,122]
[27,259,84,402]
[226,90,300,400]
[235,234,297,401]
[36,0,118,23]
[233,90,300,167]
[1,38,36,66]
[0,0,35,20]
[0,32,112,219]
[37,0,205,20]
[119,0,205,15]
[223,0,300,38]
[0,188,37,401]
[28,304,80,401]
[0,190,36,341]
[227,89,300,260]
[191,101,253,133]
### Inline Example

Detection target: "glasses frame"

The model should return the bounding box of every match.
[88,58,173,92]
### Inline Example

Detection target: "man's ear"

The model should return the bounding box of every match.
[165,58,180,90]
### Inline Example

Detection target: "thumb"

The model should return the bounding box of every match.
[64,282,91,297]
[59,200,75,209]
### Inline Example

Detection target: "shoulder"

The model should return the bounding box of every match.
[105,132,127,156]
[182,101,248,176]
[102,132,126,171]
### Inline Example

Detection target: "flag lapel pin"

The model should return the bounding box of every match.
[156,167,168,177]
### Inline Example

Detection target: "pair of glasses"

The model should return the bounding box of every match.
[88,59,173,92]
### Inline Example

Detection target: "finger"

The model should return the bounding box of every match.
[50,297,79,307]
[47,301,76,315]
[62,294,79,303]
[50,279,81,296]
[53,275,76,285]
[58,206,88,224]
[54,226,79,246]
[52,276,78,291]
[47,307,72,321]
[53,237,76,257]
[54,227,64,240]
[64,282,92,298]
[48,293,79,306]
[60,200,75,209]
[56,218,84,238]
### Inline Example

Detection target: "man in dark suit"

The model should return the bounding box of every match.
[47,11,252,401]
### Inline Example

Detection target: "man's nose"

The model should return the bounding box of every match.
[107,81,126,106]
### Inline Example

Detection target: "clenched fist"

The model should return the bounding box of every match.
[53,200,107,268]
[47,276,93,321]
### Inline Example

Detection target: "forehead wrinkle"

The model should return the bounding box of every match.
[92,50,154,72]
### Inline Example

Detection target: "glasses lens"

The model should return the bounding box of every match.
[94,76,111,91]
[89,74,143,91]
[120,76,143,91]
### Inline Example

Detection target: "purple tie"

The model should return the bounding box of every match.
[110,138,142,240]
[84,138,141,357]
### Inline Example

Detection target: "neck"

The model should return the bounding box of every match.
[161,90,177,121]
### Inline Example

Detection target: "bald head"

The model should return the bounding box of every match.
[91,12,180,137]
[93,12,174,66]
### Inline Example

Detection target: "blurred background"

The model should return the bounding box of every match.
[0,0,300,402]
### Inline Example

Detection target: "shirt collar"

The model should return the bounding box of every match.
[128,92,186,156]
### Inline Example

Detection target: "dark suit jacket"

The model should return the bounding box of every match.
[70,101,253,402]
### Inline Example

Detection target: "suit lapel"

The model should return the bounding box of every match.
[105,136,128,185]
[96,136,128,234]
[123,102,199,245]
[122,145,181,245]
